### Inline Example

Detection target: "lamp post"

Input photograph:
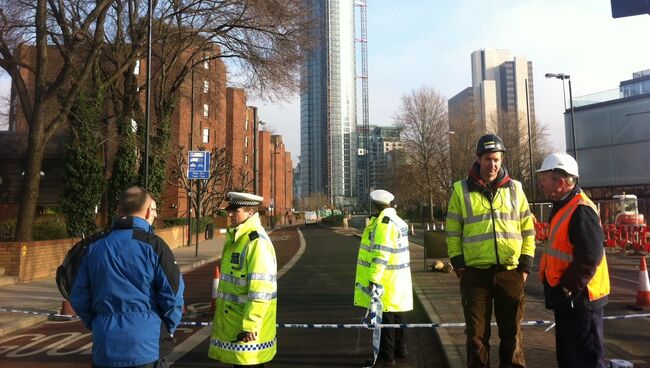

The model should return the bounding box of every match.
[447,130,455,183]
[545,73,578,165]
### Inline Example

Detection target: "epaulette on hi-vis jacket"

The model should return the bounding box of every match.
[382,217,390,224]
[248,231,259,241]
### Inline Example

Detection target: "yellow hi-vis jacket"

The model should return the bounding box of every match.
[354,207,413,312]
[445,179,536,270]
[208,213,277,365]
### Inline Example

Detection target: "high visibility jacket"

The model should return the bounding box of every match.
[354,208,413,312]
[208,213,277,365]
[446,179,536,270]
[539,192,610,302]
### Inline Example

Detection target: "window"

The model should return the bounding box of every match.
[245,119,249,131]
[131,119,138,132]
[203,104,209,117]
[134,60,140,75]
[245,155,249,164]
[203,80,209,93]
[202,128,209,143]
[203,60,209,69]
[245,137,249,147]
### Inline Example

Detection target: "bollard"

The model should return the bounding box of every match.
[426,223,430,231]
[410,223,415,235]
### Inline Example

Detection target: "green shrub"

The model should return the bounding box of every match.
[33,216,69,240]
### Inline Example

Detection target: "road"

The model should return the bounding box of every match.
[0,225,447,367]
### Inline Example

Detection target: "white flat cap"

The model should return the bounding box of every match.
[226,192,264,207]
[369,189,394,205]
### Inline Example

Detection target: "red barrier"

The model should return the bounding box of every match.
[535,222,549,242]
[603,223,618,248]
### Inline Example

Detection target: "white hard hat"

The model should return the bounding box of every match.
[369,189,394,205]
[536,152,579,177]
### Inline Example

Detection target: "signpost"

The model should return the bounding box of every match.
[188,151,211,256]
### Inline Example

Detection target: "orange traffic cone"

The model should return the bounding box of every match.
[210,266,221,312]
[629,257,650,311]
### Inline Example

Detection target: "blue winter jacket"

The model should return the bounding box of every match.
[70,216,185,367]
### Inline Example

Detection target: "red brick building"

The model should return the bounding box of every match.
[0,45,294,226]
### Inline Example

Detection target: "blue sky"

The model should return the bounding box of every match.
[2,1,649,162]
[252,0,650,160]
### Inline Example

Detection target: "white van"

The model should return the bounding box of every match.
[305,211,318,225]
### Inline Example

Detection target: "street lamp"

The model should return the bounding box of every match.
[545,73,578,165]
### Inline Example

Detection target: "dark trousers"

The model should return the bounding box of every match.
[554,306,606,368]
[460,267,526,368]
[378,312,407,362]
[93,359,166,368]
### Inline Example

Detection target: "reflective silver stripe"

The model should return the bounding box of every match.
[509,184,518,216]
[357,260,371,267]
[386,262,410,270]
[446,212,463,224]
[547,200,578,249]
[359,244,372,252]
[248,291,277,301]
[544,247,574,262]
[465,211,521,224]
[221,274,247,286]
[447,231,462,237]
[463,231,523,243]
[373,244,409,253]
[461,180,473,216]
[373,258,389,266]
[520,209,532,219]
[217,291,247,304]
[210,337,276,352]
[356,284,372,295]
[521,229,535,237]
[248,273,276,282]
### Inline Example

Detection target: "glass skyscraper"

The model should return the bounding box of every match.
[300,0,357,207]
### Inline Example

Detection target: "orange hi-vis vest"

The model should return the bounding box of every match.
[539,192,610,302]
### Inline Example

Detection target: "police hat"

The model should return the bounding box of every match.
[369,189,394,205]
[226,192,264,209]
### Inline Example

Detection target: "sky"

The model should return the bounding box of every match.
[2,1,649,161]
[250,0,650,162]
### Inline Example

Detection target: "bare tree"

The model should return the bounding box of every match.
[298,194,329,211]
[448,102,484,183]
[0,0,313,240]
[393,86,449,221]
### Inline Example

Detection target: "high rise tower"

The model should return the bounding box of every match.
[300,0,357,207]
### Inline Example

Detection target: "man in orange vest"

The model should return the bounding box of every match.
[536,153,610,368]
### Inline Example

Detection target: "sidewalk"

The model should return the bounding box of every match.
[331,225,557,368]
[0,235,225,338]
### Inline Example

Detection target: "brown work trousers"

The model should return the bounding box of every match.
[460,267,526,368]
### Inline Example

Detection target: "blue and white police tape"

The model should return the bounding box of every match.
[1,307,649,328]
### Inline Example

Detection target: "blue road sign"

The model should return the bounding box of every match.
[188,151,211,180]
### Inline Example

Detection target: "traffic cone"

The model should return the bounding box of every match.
[629,257,650,311]
[210,266,221,312]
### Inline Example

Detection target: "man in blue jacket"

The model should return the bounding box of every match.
[71,186,185,368]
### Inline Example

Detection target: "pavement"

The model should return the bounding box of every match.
[329,223,559,368]
[0,234,226,339]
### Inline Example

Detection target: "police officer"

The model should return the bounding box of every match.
[208,192,277,368]
[445,134,535,368]
[536,153,610,368]
[354,189,412,367]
